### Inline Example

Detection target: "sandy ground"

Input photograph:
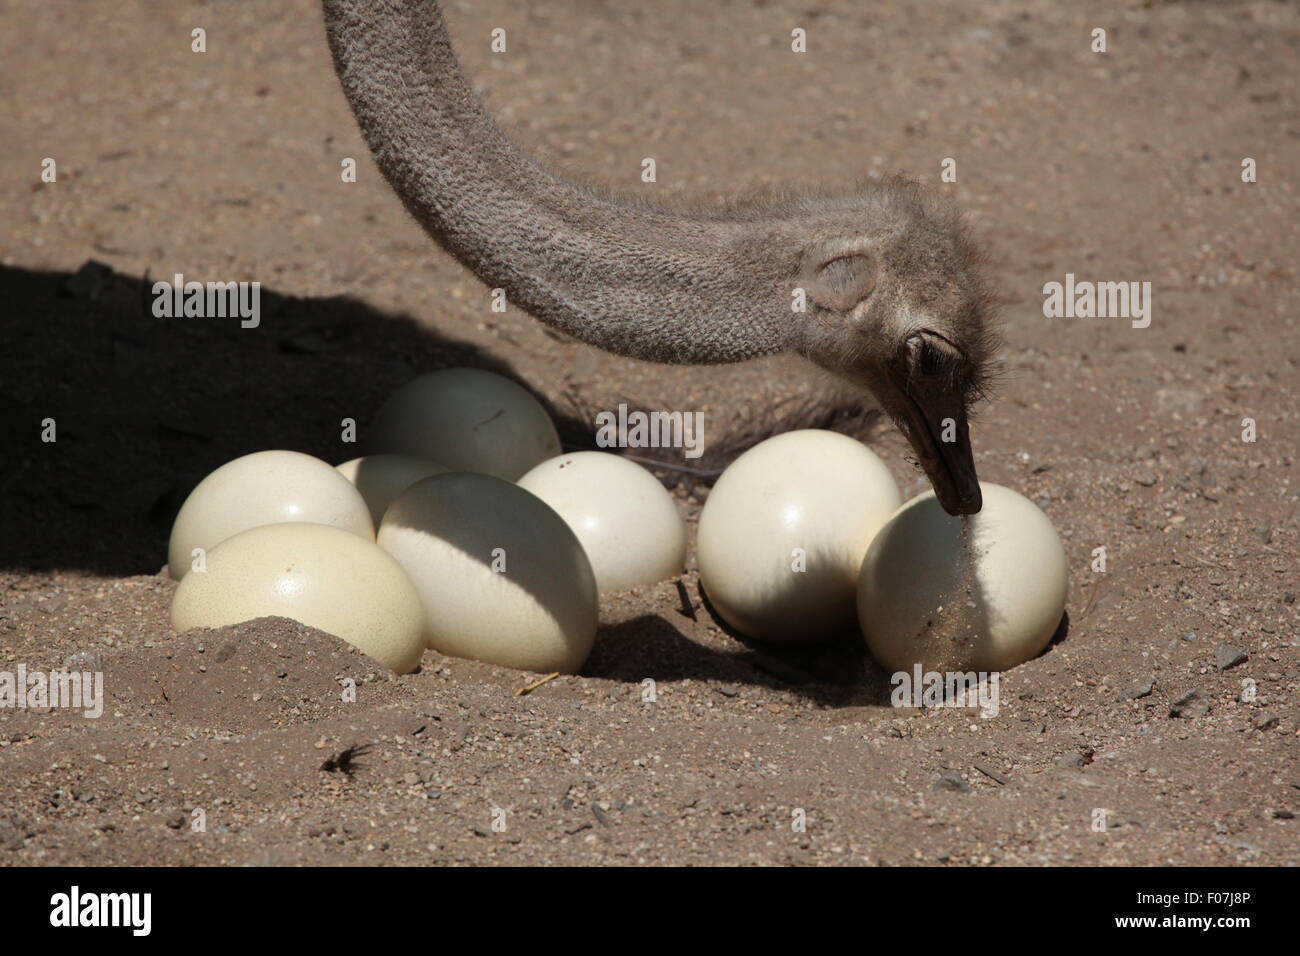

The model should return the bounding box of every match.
[0,0,1297,866]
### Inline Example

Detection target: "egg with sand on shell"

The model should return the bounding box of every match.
[169,522,427,674]
[857,483,1068,674]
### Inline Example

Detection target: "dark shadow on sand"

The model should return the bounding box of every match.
[0,262,596,575]
[582,612,898,707]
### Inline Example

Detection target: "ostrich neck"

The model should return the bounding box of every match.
[323,0,793,364]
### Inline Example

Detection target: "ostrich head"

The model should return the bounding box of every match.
[789,184,998,515]
[322,0,998,515]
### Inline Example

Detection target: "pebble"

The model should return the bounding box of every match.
[60,260,113,300]
[1215,646,1248,671]
[63,649,104,671]
[934,770,969,793]
[1118,680,1155,701]
[1170,689,1210,718]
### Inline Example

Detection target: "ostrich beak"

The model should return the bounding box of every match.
[892,385,983,516]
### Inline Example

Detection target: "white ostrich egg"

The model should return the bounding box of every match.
[517,452,686,593]
[335,453,449,527]
[857,483,1068,674]
[170,522,426,674]
[366,368,561,480]
[377,472,598,673]
[167,450,374,580]
[696,429,902,644]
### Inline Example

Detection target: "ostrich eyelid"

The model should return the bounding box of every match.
[908,330,967,362]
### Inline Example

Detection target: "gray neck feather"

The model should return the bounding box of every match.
[323,0,797,364]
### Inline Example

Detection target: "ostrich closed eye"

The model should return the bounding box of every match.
[322,0,998,515]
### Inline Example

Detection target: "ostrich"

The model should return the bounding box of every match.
[321,0,997,515]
